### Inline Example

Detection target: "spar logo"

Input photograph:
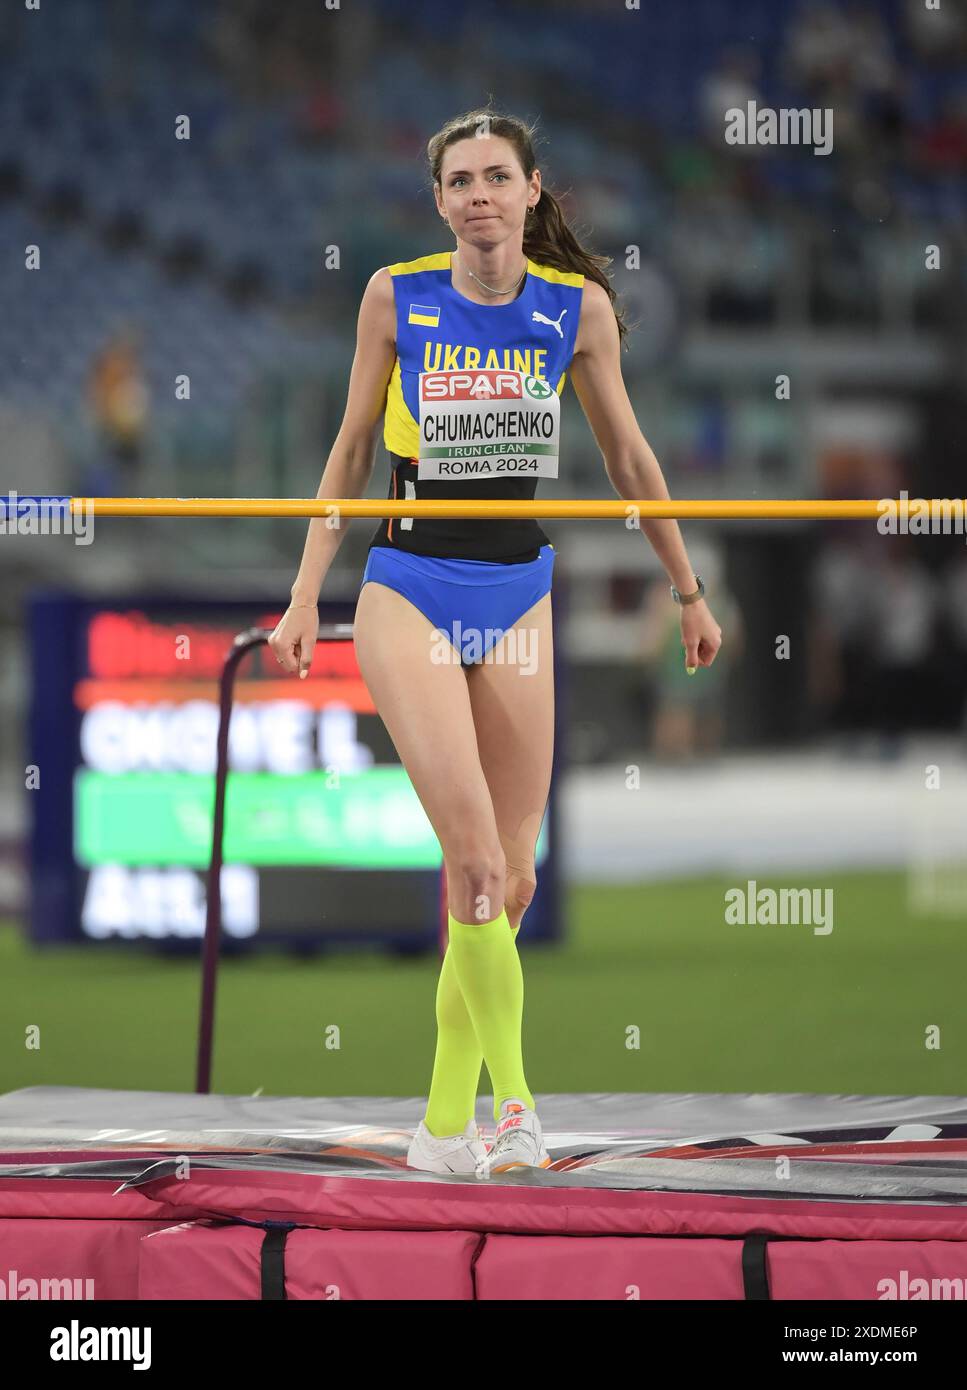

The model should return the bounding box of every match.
[524,375,553,400]
[421,370,524,401]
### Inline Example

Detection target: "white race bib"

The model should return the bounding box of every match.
[417,369,559,481]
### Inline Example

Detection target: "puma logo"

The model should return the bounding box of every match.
[532,309,567,338]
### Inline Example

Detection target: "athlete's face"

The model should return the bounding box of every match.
[437,136,540,246]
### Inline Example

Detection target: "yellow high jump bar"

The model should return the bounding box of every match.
[59,497,962,520]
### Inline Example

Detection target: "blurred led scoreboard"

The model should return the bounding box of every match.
[28,595,557,949]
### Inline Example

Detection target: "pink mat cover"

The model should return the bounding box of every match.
[3,1168,966,1302]
[132,1167,967,1242]
[137,1223,967,1300]
[139,1220,480,1300]
[476,1234,967,1300]
[0,1218,175,1300]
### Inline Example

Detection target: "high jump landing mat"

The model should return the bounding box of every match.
[2,1086,967,1300]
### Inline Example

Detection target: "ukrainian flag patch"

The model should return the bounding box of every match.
[408,303,440,327]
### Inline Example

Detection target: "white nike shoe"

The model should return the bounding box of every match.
[476,1098,552,1176]
[406,1117,488,1174]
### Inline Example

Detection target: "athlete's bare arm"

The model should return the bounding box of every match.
[569,280,643,473]
[569,279,722,668]
[270,267,396,675]
[338,266,398,455]
[289,267,397,604]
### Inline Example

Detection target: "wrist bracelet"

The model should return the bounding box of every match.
[670,575,705,606]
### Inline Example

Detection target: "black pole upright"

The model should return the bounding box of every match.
[195,622,354,1094]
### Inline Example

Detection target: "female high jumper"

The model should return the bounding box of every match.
[270,107,722,1176]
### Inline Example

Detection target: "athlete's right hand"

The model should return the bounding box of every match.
[269,603,319,679]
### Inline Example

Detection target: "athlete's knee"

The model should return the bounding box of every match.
[500,824,541,930]
[446,840,507,923]
[512,875,536,912]
[506,871,537,930]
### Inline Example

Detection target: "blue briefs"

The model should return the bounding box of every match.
[359,544,555,665]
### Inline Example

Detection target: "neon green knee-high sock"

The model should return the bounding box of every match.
[423,943,483,1138]
[424,924,521,1138]
[447,908,535,1123]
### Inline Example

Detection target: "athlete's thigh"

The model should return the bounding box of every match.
[353,579,499,852]
[464,591,554,875]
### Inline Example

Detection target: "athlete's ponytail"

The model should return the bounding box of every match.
[427,104,631,346]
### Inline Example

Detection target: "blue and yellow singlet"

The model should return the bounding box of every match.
[369,250,585,563]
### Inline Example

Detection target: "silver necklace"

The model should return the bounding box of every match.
[460,253,527,298]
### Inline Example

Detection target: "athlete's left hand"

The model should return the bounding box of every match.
[681,599,722,671]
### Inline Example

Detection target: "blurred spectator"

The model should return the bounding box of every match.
[867,543,938,754]
[296,84,344,142]
[849,3,900,98]
[905,0,967,65]
[87,327,150,493]
[637,573,741,763]
[667,191,781,324]
[609,259,679,369]
[781,1,906,167]
[916,91,967,175]
[850,6,908,159]
[701,45,763,150]
[783,1,854,95]
[943,553,967,741]
[211,0,280,99]
[810,532,877,734]
[945,554,967,646]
